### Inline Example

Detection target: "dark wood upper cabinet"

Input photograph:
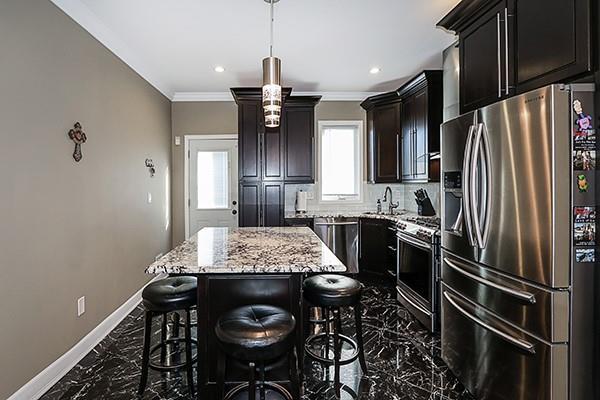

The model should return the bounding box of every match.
[361,92,401,183]
[282,96,320,183]
[398,71,442,182]
[515,0,592,93]
[238,102,261,181]
[362,71,442,183]
[438,0,593,112]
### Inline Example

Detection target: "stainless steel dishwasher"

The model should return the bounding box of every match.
[313,217,359,273]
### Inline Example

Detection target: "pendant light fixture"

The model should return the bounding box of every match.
[262,0,282,128]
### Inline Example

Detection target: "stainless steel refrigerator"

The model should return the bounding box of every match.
[440,84,598,400]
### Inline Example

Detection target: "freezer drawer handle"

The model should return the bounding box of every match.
[444,257,536,304]
[396,286,432,317]
[443,290,536,354]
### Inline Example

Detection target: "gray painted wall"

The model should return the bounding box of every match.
[0,1,172,398]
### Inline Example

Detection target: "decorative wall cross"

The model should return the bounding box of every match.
[68,122,87,162]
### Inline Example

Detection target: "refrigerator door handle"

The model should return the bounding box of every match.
[480,123,493,247]
[470,123,484,247]
[462,124,477,246]
[443,290,536,354]
[444,257,536,304]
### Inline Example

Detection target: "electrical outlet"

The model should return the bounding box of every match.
[155,252,163,261]
[175,136,181,146]
[306,192,315,200]
[77,296,85,317]
[147,192,152,204]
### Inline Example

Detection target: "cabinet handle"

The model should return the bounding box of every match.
[497,12,502,98]
[504,7,510,96]
[396,133,400,180]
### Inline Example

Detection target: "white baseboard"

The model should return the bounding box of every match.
[7,274,167,400]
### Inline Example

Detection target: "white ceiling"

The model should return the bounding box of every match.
[51,0,459,100]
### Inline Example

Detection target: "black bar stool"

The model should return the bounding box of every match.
[138,276,198,396]
[303,274,368,397]
[214,304,300,400]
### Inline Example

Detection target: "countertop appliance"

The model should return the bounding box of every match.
[295,191,308,213]
[314,217,359,273]
[440,84,598,400]
[395,215,441,332]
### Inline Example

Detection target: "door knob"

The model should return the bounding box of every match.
[232,210,238,215]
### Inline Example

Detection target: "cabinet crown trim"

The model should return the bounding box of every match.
[437,0,499,33]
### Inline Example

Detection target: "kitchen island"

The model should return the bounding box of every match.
[146,226,346,399]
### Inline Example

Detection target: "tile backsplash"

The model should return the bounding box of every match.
[285,182,441,215]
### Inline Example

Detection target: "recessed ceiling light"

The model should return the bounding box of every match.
[369,67,381,74]
[214,66,225,73]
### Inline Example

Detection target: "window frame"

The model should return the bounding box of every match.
[317,120,364,204]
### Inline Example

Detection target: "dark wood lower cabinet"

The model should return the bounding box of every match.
[239,181,284,227]
[359,219,397,279]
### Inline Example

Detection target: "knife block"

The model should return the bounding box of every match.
[417,197,436,216]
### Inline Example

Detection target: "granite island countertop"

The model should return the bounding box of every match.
[146,226,346,275]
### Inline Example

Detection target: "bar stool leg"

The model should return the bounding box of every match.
[248,362,256,400]
[160,313,168,365]
[289,347,301,400]
[354,302,368,375]
[216,349,226,400]
[259,361,266,400]
[138,310,153,396]
[184,308,195,396]
[172,311,181,338]
[324,307,330,361]
[333,308,341,398]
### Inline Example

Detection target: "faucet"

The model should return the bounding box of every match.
[383,186,399,214]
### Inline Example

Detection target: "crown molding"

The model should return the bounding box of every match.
[172,91,380,102]
[49,0,173,99]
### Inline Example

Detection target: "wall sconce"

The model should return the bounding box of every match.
[145,159,155,177]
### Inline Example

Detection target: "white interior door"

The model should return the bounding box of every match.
[188,138,238,236]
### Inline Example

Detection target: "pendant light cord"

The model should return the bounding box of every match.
[269,0,274,57]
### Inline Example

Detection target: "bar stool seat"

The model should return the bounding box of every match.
[142,276,197,312]
[215,305,300,400]
[303,274,362,307]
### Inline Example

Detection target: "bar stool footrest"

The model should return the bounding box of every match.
[304,333,359,366]
[149,338,197,372]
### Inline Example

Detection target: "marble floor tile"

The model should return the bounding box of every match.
[41,277,474,400]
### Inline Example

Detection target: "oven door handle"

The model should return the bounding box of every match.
[396,232,431,250]
[396,286,432,317]
[444,257,536,304]
[443,290,536,354]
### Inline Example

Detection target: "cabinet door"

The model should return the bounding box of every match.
[283,106,314,183]
[359,219,389,275]
[515,0,591,93]
[262,125,284,181]
[460,1,508,112]
[239,102,261,181]
[239,182,260,227]
[373,104,401,183]
[413,89,429,180]
[262,182,284,227]
[401,97,413,180]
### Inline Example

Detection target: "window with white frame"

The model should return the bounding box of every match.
[318,121,363,202]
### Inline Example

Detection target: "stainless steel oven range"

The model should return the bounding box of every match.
[395,216,441,332]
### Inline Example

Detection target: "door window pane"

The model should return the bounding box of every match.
[197,151,229,209]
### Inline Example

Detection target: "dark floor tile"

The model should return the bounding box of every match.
[41,277,473,400]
